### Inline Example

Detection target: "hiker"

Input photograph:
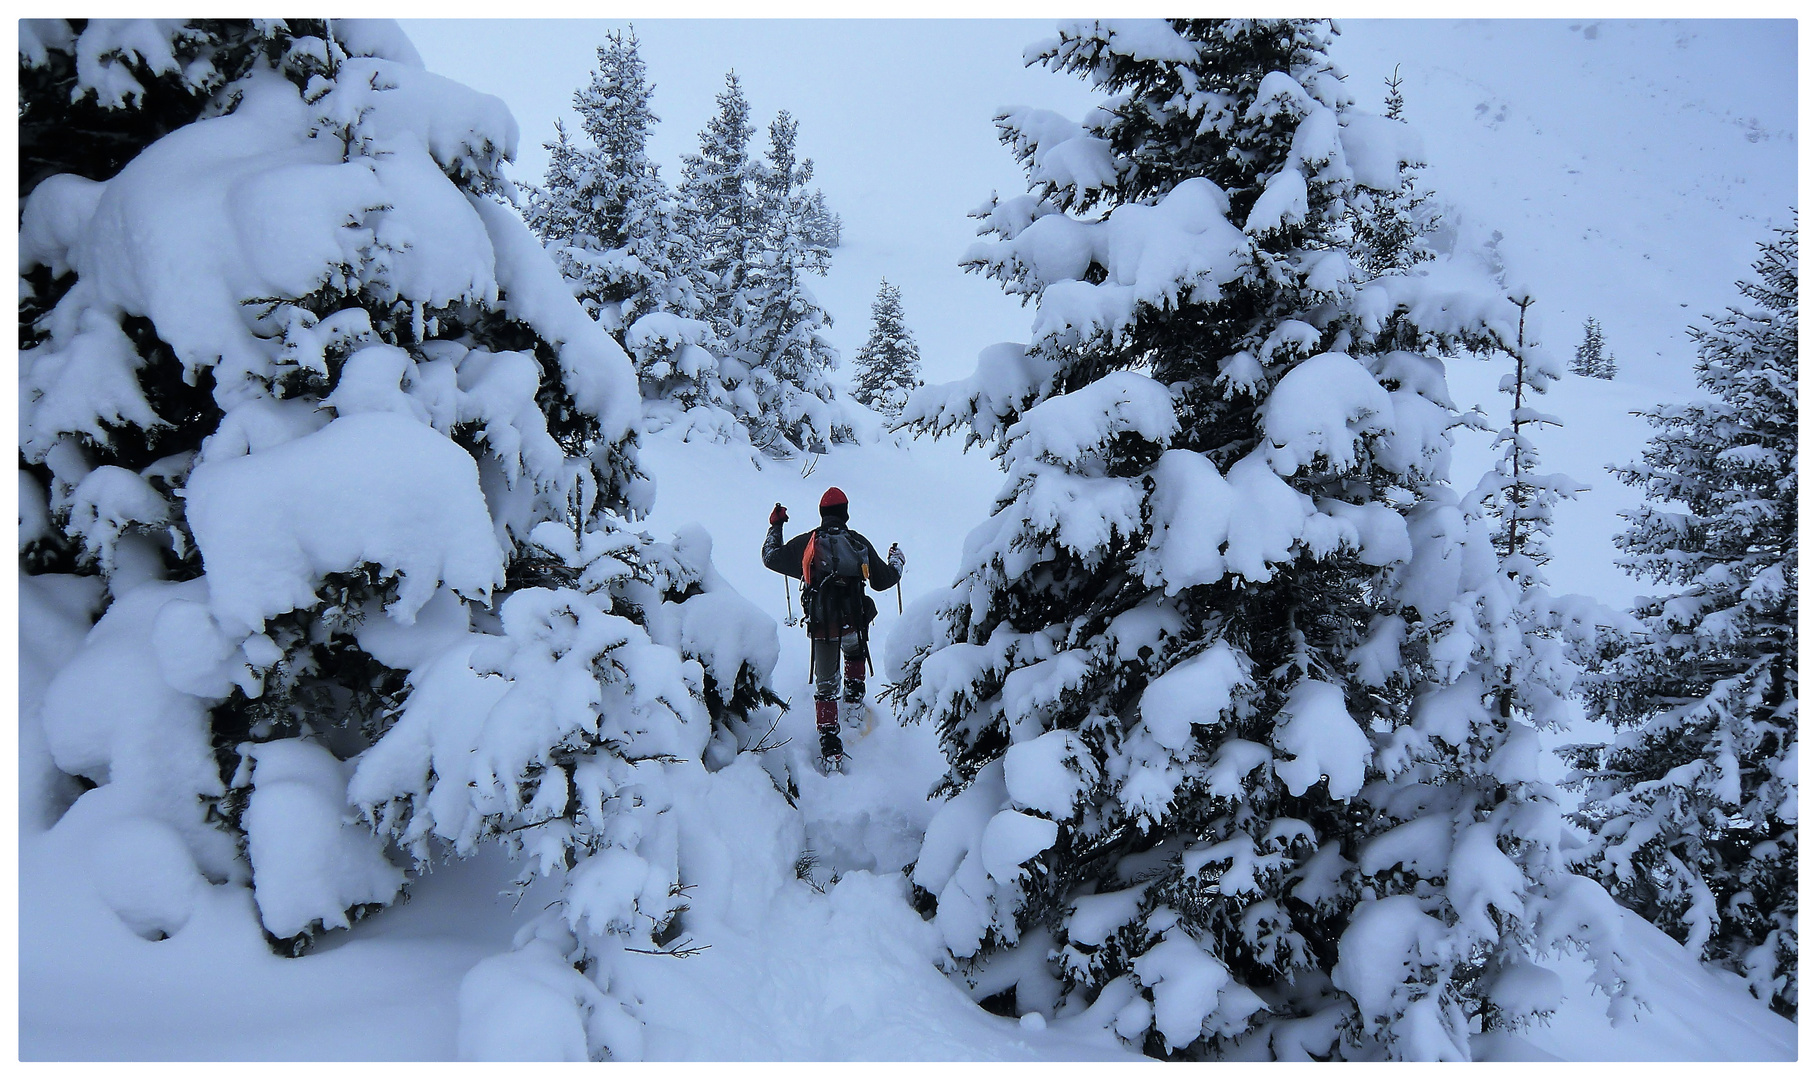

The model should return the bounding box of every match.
[763,487,904,770]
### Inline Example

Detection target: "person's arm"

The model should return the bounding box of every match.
[859,533,903,591]
[762,505,809,579]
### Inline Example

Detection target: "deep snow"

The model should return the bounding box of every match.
[17,17,1799,1062]
[18,417,1798,1061]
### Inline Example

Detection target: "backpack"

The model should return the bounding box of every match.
[801,526,872,632]
[803,526,868,586]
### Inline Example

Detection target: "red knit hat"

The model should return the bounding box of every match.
[820,486,848,509]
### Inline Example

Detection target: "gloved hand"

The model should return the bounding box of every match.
[770,503,788,526]
[887,543,905,572]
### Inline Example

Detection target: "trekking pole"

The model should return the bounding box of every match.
[783,578,795,626]
[890,543,904,612]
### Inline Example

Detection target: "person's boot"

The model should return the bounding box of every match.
[815,699,844,772]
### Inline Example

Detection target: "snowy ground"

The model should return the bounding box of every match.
[17,18,1799,1062]
[17,421,1799,1061]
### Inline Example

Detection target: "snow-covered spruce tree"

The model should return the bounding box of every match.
[892,19,1640,1059]
[678,70,762,349]
[19,18,296,199]
[19,19,781,1059]
[1349,65,1436,278]
[732,111,845,454]
[802,186,844,251]
[1570,316,1617,380]
[1566,223,1798,1018]
[852,278,925,418]
[524,29,729,426]
[1473,296,1586,579]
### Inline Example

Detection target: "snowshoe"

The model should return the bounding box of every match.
[817,728,847,775]
[839,699,877,737]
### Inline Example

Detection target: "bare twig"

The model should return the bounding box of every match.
[624,939,710,959]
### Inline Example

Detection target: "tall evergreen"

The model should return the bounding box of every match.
[895,19,1633,1059]
[851,278,924,418]
[727,111,843,454]
[526,30,722,413]
[1567,222,1798,1017]
[525,34,700,333]
[679,70,763,345]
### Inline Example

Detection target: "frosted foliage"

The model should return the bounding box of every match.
[1005,371,1177,465]
[1332,897,1467,1060]
[1259,353,1394,476]
[187,413,507,634]
[1270,680,1369,798]
[1568,224,1798,1017]
[69,20,198,108]
[893,17,1644,1060]
[994,107,1121,199]
[981,810,1060,882]
[18,19,787,1063]
[1136,643,1246,751]
[1004,730,1097,818]
[1341,113,1426,192]
[899,342,1060,452]
[967,178,1247,350]
[1131,920,1263,1049]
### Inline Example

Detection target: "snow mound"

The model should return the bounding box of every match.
[239,739,405,940]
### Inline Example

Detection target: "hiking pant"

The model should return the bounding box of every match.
[810,632,865,730]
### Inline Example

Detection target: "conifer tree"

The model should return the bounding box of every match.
[802,187,844,251]
[894,19,1639,1060]
[851,278,924,418]
[524,30,717,408]
[679,70,763,345]
[1384,64,1407,121]
[1570,316,1617,379]
[1567,222,1798,1017]
[731,111,843,454]
[1350,64,1436,277]
[19,19,781,1058]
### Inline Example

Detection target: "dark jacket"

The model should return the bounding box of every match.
[764,509,900,637]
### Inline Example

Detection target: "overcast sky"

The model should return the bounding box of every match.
[402,19,1100,386]
[399,18,1797,392]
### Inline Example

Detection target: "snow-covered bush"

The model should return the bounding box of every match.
[1566,222,1798,1018]
[19,18,782,1059]
[893,18,1641,1059]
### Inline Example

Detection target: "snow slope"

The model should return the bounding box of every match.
[18,18,1798,1062]
[20,426,1798,1061]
